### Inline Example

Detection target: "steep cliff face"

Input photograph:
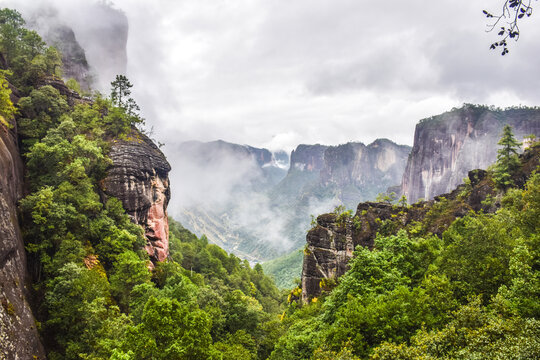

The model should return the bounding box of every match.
[276,140,410,208]
[401,106,540,203]
[103,131,171,263]
[320,139,411,206]
[290,144,328,172]
[302,213,355,301]
[302,201,429,302]
[0,125,45,359]
[26,1,128,91]
[43,24,92,90]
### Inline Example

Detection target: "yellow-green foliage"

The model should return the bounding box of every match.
[0,70,15,127]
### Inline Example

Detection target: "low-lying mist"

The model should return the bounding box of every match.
[164,140,342,262]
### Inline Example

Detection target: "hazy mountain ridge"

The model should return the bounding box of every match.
[171,140,291,260]
[172,138,411,268]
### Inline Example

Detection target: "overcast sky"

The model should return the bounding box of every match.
[6,0,540,151]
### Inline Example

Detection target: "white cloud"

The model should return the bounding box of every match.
[3,0,539,150]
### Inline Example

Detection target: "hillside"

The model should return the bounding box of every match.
[0,10,284,359]
[274,142,540,359]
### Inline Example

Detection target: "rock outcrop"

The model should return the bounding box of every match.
[400,105,540,203]
[0,123,45,359]
[43,24,92,90]
[301,144,540,301]
[103,131,171,263]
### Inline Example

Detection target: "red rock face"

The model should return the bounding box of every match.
[144,176,170,262]
[103,131,172,264]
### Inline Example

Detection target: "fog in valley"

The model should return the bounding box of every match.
[5,0,540,261]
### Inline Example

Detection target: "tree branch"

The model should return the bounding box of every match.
[484,0,535,55]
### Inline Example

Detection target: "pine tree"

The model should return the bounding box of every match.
[110,75,144,129]
[493,124,522,189]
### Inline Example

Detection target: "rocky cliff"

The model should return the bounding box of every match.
[320,139,411,206]
[302,144,540,302]
[290,144,328,173]
[401,105,540,203]
[43,24,92,90]
[276,140,410,208]
[25,1,128,91]
[0,124,45,359]
[103,131,171,263]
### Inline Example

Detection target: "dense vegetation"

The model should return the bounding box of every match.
[1,9,284,360]
[262,249,303,289]
[272,143,540,359]
[1,7,539,360]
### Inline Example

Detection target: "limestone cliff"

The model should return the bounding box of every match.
[103,131,171,263]
[0,124,45,359]
[400,105,540,203]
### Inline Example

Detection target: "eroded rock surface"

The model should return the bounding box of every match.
[0,124,45,359]
[320,139,411,205]
[103,131,171,263]
[401,105,540,203]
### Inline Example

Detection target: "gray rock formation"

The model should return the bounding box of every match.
[320,139,411,206]
[0,124,45,359]
[301,213,355,302]
[43,24,92,90]
[401,105,540,203]
[290,144,328,173]
[103,131,171,263]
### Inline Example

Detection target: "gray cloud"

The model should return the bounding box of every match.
[2,0,539,151]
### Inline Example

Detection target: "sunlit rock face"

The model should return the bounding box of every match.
[0,124,45,359]
[103,131,171,263]
[401,105,540,203]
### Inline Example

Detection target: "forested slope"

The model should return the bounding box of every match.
[274,142,540,359]
[0,9,285,359]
